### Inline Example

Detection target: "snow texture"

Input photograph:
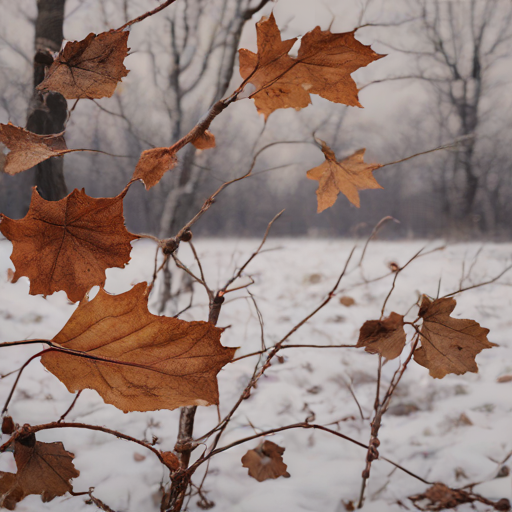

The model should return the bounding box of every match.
[0,237,511,511]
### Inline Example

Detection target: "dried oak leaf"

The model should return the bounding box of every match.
[37,30,129,99]
[307,141,382,211]
[241,440,290,482]
[357,312,406,360]
[239,13,384,119]
[133,147,178,190]
[0,123,68,175]
[40,282,236,412]
[413,295,495,379]
[0,433,79,510]
[0,187,138,303]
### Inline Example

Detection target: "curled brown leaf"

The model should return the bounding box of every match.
[192,130,216,150]
[357,312,406,360]
[241,440,290,482]
[132,147,178,190]
[37,30,130,99]
[0,123,68,175]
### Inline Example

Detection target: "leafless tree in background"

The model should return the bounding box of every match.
[94,0,272,240]
[0,0,68,217]
[28,0,68,201]
[407,0,512,233]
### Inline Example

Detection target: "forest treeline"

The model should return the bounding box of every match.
[0,0,511,240]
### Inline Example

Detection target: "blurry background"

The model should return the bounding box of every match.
[1,0,512,240]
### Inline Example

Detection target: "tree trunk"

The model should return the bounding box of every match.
[28,0,68,201]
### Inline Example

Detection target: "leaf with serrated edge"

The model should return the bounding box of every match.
[0,434,79,509]
[239,13,384,119]
[0,187,138,303]
[37,31,129,99]
[413,295,495,379]
[307,140,382,211]
[41,283,236,412]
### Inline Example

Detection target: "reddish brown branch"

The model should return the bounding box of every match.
[118,0,179,31]
[0,421,166,466]
[189,421,430,486]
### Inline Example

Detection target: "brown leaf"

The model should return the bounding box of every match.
[241,440,290,482]
[0,123,68,175]
[307,141,382,211]
[357,312,406,360]
[0,434,79,509]
[161,451,180,471]
[40,283,236,412]
[132,147,178,190]
[239,14,384,119]
[409,483,481,511]
[339,296,355,307]
[192,130,216,150]
[1,416,15,435]
[37,31,129,99]
[0,187,138,303]
[413,296,495,379]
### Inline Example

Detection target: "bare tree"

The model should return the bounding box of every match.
[145,0,273,239]
[0,0,68,216]
[28,0,68,201]
[401,0,512,232]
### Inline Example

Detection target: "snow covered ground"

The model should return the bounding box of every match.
[0,237,511,512]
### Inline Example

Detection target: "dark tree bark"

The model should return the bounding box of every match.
[28,0,68,201]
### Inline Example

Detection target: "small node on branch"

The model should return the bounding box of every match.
[34,50,54,67]
[2,416,15,435]
[179,230,193,243]
[162,238,179,256]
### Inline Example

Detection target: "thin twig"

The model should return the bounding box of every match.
[442,263,512,298]
[0,422,166,466]
[118,0,178,31]
[220,210,284,293]
[189,421,430,485]
[58,391,82,423]
[230,343,357,363]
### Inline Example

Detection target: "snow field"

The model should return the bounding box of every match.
[0,237,511,511]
